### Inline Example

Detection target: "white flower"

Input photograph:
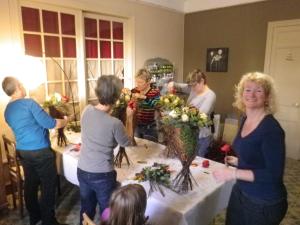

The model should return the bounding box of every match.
[181,114,189,122]
[54,92,62,102]
[169,110,178,118]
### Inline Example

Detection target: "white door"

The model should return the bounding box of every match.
[264,19,300,159]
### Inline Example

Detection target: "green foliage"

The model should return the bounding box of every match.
[180,125,198,157]
[134,163,171,186]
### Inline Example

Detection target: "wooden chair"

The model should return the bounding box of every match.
[2,135,24,217]
[82,213,96,225]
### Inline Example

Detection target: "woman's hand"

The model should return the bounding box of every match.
[132,93,146,100]
[126,106,135,117]
[213,167,236,182]
[167,81,175,93]
[225,156,238,166]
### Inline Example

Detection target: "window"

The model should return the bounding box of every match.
[84,14,125,104]
[21,5,80,115]
[20,2,129,114]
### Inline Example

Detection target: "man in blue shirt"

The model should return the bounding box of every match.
[2,77,68,225]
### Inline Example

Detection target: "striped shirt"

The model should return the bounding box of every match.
[132,87,160,125]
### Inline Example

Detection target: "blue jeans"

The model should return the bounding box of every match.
[77,168,117,224]
[226,184,288,225]
[196,135,212,157]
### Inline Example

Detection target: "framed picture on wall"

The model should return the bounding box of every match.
[206,47,229,72]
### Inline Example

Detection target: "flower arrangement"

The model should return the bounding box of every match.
[159,94,212,193]
[134,163,171,197]
[43,93,70,146]
[112,88,137,168]
[158,93,184,112]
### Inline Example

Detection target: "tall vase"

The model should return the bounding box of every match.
[167,126,198,194]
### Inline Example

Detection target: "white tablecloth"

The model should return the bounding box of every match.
[54,133,234,225]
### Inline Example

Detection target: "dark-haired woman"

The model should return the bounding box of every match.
[77,75,132,224]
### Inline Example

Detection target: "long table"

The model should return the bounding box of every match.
[52,131,234,225]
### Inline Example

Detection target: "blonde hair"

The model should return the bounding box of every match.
[233,72,277,114]
[186,69,207,85]
[135,69,151,82]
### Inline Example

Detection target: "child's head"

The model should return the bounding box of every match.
[108,184,147,225]
[135,69,151,92]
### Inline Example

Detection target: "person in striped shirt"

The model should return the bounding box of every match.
[131,69,160,142]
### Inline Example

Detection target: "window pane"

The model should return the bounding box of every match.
[84,18,97,38]
[61,13,75,35]
[100,60,112,75]
[64,60,77,80]
[86,60,99,79]
[113,22,123,40]
[100,41,111,58]
[85,40,98,58]
[48,83,63,94]
[42,10,58,34]
[113,42,123,59]
[99,20,110,39]
[29,83,45,104]
[46,59,62,81]
[114,60,124,79]
[62,37,76,58]
[24,34,42,57]
[65,81,78,102]
[21,7,40,32]
[44,36,60,57]
[87,80,97,99]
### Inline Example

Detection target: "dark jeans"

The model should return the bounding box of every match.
[226,184,288,225]
[18,148,58,225]
[135,123,158,142]
[77,168,117,224]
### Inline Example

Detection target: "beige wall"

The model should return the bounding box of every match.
[0,0,184,139]
[184,0,300,118]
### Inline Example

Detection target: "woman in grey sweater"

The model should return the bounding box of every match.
[168,69,216,157]
[77,75,132,224]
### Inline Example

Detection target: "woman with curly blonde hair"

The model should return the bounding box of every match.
[233,72,277,114]
[213,72,287,225]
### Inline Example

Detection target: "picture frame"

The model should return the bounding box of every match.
[206,48,229,72]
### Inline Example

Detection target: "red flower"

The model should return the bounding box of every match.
[128,100,137,110]
[220,144,231,153]
[202,160,210,168]
[62,95,70,103]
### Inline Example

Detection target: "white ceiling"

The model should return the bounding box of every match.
[133,0,267,13]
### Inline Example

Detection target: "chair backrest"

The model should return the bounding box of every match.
[2,135,22,183]
[82,213,96,225]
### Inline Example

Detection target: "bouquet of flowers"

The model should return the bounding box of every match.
[112,88,137,168]
[43,93,70,146]
[159,94,212,193]
[158,93,184,112]
[134,163,171,197]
